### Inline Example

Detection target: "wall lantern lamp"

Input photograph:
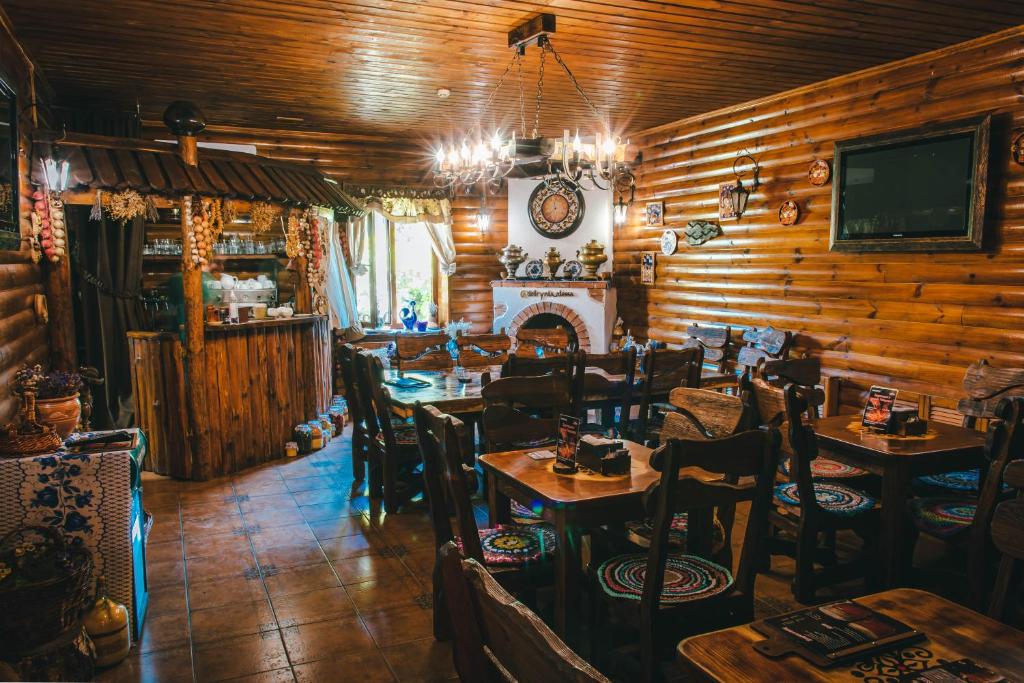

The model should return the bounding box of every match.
[41,156,70,193]
[720,151,760,220]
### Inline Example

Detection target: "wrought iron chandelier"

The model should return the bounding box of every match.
[432,15,635,203]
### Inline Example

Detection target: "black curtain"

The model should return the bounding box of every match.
[71,206,145,428]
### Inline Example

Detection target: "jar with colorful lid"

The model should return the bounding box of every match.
[319,414,334,438]
[294,424,313,453]
[307,421,324,450]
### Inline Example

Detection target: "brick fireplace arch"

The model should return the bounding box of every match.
[508,302,592,352]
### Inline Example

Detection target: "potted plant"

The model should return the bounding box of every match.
[12,365,82,439]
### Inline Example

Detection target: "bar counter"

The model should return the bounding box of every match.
[128,315,331,479]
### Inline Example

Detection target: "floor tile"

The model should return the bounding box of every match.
[137,611,190,654]
[234,479,292,498]
[254,542,328,570]
[147,584,188,615]
[318,533,380,562]
[284,475,338,493]
[187,548,258,584]
[193,631,289,682]
[263,562,341,598]
[331,554,409,585]
[191,599,277,644]
[147,556,187,588]
[249,523,317,549]
[293,649,396,683]
[380,638,457,683]
[146,539,184,564]
[280,615,375,664]
[185,530,251,558]
[271,586,356,627]
[242,507,309,530]
[307,515,372,541]
[292,489,348,507]
[299,502,360,521]
[222,668,295,683]
[240,494,298,514]
[183,514,245,537]
[95,645,193,683]
[360,603,434,648]
[344,574,424,613]
[189,574,268,611]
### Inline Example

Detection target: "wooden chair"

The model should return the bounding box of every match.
[588,427,781,682]
[501,351,586,419]
[395,332,453,372]
[622,388,746,560]
[680,322,733,389]
[480,374,571,454]
[339,343,370,481]
[357,350,423,513]
[734,327,792,380]
[515,327,573,356]
[759,382,881,603]
[988,458,1024,624]
[908,396,1024,609]
[581,348,637,437]
[455,332,510,369]
[414,404,556,640]
[630,347,704,443]
[439,541,606,683]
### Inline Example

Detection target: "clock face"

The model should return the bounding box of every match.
[528,180,585,238]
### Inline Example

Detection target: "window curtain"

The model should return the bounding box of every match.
[70,206,146,428]
[364,196,456,275]
[347,214,369,277]
[325,216,364,340]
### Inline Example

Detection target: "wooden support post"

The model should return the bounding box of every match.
[180,197,212,480]
[45,251,76,371]
[294,255,312,314]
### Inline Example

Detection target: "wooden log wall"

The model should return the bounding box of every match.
[128,317,331,479]
[0,9,49,422]
[616,26,1024,410]
[450,192,507,333]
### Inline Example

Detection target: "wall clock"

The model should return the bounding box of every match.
[528,179,585,239]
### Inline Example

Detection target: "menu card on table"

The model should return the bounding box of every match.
[863,386,898,431]
[756,600,922,663]
[556,415,581,468]
[913,659,1006,682]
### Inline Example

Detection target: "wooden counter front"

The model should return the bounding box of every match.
[128,315,331,479]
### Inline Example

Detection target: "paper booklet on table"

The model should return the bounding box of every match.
[556,414,581,467]
[863,385,898,430]
[751,599,923,667]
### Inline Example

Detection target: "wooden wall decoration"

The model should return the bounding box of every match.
[684,220,721,246]
[645,201,664,227]
[640,252,655,285]
[615,26,1024,411]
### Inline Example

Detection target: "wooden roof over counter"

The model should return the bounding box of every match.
[4,1,1024,138]
[30,131,365,215]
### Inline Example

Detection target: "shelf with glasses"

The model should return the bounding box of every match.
[143,254,288,262]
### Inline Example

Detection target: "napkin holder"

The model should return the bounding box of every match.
[578,435,630,475]
[888,408,928,436]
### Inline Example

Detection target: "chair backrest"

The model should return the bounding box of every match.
[735,327,792,378]
[756,356,821,389]
[632,347,704,440]
[959,360,1024,426]
[661,388,745,441]
[481,374,571,452]
[456,333,511,369]
[339,343,367,433]
[414,404,483,562]
[395,332,453,372]
[988,493,1024,624]
[642,428,781,619]
[681,322,732,374]
[439,542,610,683]
[515,327,573,356]
[502,351,586,417]
[357,350,398,451]
[583,349,638,435]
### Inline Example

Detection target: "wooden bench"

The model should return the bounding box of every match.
[395,332,452,372]
[514,327,572,356]
[455,332,510,369]
[682,323,792,392]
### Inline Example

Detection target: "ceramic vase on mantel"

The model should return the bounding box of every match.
[576,240,608,280]
[35,393,81,439]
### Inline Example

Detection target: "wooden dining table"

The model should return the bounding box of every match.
[811,415,987,587]
[678,588,1024,681]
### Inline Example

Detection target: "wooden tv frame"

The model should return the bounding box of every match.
[829,115,989,253]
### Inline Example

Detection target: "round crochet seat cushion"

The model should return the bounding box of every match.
[908,498,976,539]
[774,482,875,516]
[597,552,733,604]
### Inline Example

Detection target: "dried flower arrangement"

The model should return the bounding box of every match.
[250,201,281,234]
[102,189,149,223]
[12,365,82,400]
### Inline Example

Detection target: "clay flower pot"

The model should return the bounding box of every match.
[35,393,81,439]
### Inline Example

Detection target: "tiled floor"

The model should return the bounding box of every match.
[102,426,886,683]
[100,432,456,683]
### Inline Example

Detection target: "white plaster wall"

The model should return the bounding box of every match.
[506,178,613,276]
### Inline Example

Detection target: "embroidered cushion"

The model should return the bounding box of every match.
[457,524,557,566]
[779,456,868,479]
[374,422,418,447]
[908,498,976,539]
[511,500,544,521]
[624,512,726,553]
[774,482,875,516]
[597,553,733,605]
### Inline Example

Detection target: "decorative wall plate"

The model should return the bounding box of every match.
[528,179,585,239]
[808,159,831,186]
[779,200,800,226]
[523,259,544,279]
[563,259,584,279]
[660,229,678,255]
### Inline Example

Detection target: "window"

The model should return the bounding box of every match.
[354,211,436,328]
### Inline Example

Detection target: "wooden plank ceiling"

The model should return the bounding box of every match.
[5,1,1024,142]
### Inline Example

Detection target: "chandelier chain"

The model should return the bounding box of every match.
[516,51,527,138]
[533,47,546,137]
[545,40,603,122]
[481,50,520,121]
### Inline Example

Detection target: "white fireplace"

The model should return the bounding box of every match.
[492,178,618,353]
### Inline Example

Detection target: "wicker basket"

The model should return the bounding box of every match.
[0,526,94,656]
[0,391,63,458]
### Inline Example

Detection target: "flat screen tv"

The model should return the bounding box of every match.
[829,116,989,252]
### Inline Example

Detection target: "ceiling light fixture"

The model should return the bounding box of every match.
[432,14,635,206]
